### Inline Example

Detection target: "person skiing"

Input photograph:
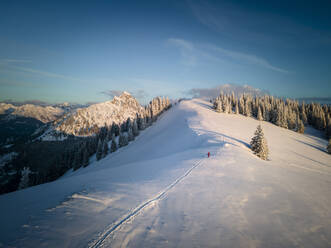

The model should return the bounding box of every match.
[208,152,210,158]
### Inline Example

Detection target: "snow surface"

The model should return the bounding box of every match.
[0,99,331,248]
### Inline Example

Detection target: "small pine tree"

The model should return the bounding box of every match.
[132,120,139,136]
[110,134,117,153]
[215,101,222,113]
[82,148,89,167]
[18,167,31,190]
[119,132,128,147]
[103,140,109,157]
[327,139,331,154]
[296,114,305,133]
[96,139,103,161]
[235,101,239,114]
[257,106,263,121]
[128,127,134,141]
[73,149,82,170]
[250,125,269,160]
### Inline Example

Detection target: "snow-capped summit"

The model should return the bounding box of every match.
[54,92,145,136]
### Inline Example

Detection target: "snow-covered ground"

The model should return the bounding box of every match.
[0,99,330,248]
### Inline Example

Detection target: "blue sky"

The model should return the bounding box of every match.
[0,0,331,104]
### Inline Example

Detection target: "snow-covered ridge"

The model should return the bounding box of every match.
[0,103,64,123]
[53,92,145,136]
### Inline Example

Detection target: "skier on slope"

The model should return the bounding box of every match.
[208,152,210,158]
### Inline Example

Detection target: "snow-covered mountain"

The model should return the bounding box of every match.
[0,102,64,123]
[1,99,330,247]
[45,92,146,138]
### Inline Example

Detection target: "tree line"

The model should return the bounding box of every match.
[213,92,331,138]
[0,96,172,194]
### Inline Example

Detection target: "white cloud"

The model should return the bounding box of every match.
[0,59,84,82]
[167,38,288,73]
[205,44,289,73]
[167,38,198,66]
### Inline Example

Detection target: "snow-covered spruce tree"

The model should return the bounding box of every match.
[126,118,132,132]
[250,125,269,160]
[96,139,103,161]
[128,127,134,141]
[73,146,83,170]
[137,115,145,130]
[257,106,263,121]
[82,148,89,167]
[235,101,239,114]
[244,100,251,117]
[110,134,117,153]
[106,129,112,142]
[327,139,331,154]
[102,140,109,158]
[18,167,31,190]
[132,119,139,136]
[119,132,128,147]
[296,114,305,133]
[215,101,222,113]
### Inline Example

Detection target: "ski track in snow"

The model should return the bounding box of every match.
[89,150,220,248]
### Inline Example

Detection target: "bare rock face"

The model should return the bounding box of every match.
[55,92,145,136]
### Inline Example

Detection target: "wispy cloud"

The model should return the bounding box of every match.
[13,66,84,81]
[167,38,198,66]
[0,58,84,82]
[0,59,32,66]
[205,44,289,73]
[167,38,288,73]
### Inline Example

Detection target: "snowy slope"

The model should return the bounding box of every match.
[0,99,330,248]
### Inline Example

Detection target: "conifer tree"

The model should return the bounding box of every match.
[106,129,112,142]
[244,101,251,117]
[126,118,132,131]
[18,167,31,190]
[301,105,308,124]
[250,125,269,160]
[128,127,134,141]
[110,134,117,153]
[132,120,139,136]
[137,115,145,130]
[215,101,222,113]
[96,139,103,161]
[103,140,109,157]
[296,113,305,133]
[235,101,239,114]
[119,132,128,147]
[83,148,89,167]
[73,149,82,170]
[257,106,263,121]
